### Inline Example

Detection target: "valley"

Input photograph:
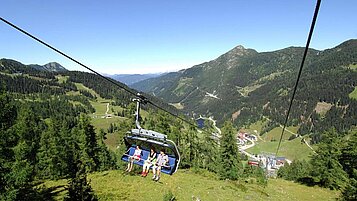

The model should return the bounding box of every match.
[0,39,356,200]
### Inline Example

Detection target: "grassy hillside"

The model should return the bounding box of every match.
[132,40,357,138]
[349,86,357,100]
[244,121,314,160]
[247,138,313,161]
[40,169,339,201]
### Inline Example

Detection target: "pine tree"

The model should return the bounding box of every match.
[77,114,100,172]
[200,127,218,172]
[96,129,116,171]
[36,119,68,179]
[310,129,349,190]
[340,131,357,200]
[218,121,240,180]
[0,90,17,198]
[65,147,98,201]
[0,92,43,200]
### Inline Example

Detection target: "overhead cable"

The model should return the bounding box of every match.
[275,0,322,156]
[0,16,197,128]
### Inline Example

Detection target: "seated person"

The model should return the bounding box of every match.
[141,147,157,177]
[152,149,168,181]
[125,145,142,172]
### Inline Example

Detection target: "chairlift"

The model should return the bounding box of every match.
[121,95,181,175]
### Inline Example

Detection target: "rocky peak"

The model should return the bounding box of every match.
[220,45,258,60]
[43,62,67,72]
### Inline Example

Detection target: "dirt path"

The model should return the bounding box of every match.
[105,103,109,115]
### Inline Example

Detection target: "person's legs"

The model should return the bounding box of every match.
[152,165,157,179]
[145,163,151,176]
[155,166,162,181]
[128,157,135,172]
[128,161,133,172]
[126,157,132,171]
[142,162,149,176]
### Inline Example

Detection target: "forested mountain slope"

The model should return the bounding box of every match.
[133,40,357,139]
[0,58,191,200]
[0,52,355,201]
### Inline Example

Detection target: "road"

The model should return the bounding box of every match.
[238,136,259,160]
[199,116,221,137]
[105,103,109,115]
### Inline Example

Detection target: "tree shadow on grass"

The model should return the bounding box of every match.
[20,183,66,201]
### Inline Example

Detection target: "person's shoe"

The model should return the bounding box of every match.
[152,174,156,180]
[141,171,145,176]
[155,176,160,181]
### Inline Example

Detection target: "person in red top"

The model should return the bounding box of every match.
[125,145,142,172]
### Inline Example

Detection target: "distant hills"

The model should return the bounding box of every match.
[0,58,178,119]
[0,59,68,72]
[132,39,357,137]
[1,39,356,139]
[108,73,163,86]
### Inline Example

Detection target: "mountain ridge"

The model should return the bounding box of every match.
[132,39,357,138]
[0,58,68,72]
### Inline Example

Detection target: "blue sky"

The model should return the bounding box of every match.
[1,0,356,74]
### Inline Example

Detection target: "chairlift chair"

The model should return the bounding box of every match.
[121,96,181,175]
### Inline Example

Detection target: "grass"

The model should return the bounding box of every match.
[55,75,69,83]
[65,91,80,96]
[314,102,333,115]
[90,101,110,116]
[237,84,263,97]
[40,169,339,201]
[244,120,264,133]
[104,131,124,151]
[243,120,312,160]
[91,117,124,130]
[348,63,357,70]
[247,137,313,160]
[349,86,357,100]
[263,126,298,141]
[74,82,103,101]
[169,102,184,110]
[173,77,193,96]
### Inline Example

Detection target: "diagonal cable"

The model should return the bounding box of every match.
[0,16,199,129]
[275,0,321,156]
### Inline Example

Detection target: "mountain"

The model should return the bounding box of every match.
[0,58,178,117]
[29,62,68,72]
[42,62,67,72]
[108,73,163,86]
[0,58,67,72]
[132,39,357,137]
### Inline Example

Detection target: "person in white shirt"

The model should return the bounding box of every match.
[152,149,168,181]
[126,145,142,172]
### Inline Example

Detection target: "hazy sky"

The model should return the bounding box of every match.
[1,1,356,74]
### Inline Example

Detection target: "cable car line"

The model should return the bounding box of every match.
[0,16,198,129]
[1,0,322,166]
[275,0,321,156]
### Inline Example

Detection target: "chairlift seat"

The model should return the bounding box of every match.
[121,145,177,175]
